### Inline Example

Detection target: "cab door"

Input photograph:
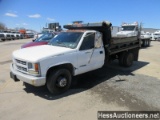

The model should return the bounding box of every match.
[77,32,105,74]
[89,32,105,69]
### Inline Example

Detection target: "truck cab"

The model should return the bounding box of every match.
[116,22,139,37]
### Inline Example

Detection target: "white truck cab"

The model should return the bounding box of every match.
[116,22,139,37]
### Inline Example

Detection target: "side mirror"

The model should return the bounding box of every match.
[32,39,35,42]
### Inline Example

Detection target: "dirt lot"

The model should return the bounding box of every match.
[0,39,160,120]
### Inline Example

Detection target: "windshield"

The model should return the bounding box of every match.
[49,32,83,49]
[35,33,55,42]
[122,26,136,31]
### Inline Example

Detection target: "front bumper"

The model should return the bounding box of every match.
[10,64,46,86]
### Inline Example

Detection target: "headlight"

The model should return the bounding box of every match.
[28,62,40,76]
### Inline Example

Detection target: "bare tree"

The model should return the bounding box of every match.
[0,22,7,30]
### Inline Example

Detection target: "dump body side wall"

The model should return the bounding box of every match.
[103,35,140,63]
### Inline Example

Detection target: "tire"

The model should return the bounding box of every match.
[141,40,143,46]
[146,40,148,47]
[144,40,147,47]
[47,68,72,95]
[119,52,126,66]
[142,40,145,47]
[148,40,151,47]
[146,40,149,47]
[123,52,134,67]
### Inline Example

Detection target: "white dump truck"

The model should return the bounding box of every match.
[10,21,141,94]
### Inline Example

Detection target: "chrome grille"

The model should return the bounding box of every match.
[16,65,27,72]
[15,59,26,65]
[14,58,28,73]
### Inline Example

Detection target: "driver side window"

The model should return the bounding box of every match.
[80,33,95,50]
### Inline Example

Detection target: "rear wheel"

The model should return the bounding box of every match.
[144,40,147,47]
[123,52,134,67]
[119,52,126,66]
[142,40,145,47]
[148,40,151,47]
[47,68,72,95]
[146,40,149,47]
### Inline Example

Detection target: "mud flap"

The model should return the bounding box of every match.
[10,72,20,82]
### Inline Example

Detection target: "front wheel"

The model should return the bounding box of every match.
[47,68,72,95]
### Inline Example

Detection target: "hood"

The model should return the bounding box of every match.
[13,45,75,62]
[21,41,48,48]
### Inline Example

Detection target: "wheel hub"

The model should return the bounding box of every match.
[58,77,67,87]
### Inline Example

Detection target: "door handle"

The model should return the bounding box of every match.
[85,52,91,54]
[100,51,103,54]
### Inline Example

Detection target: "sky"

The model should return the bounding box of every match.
[0,0,160,32]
